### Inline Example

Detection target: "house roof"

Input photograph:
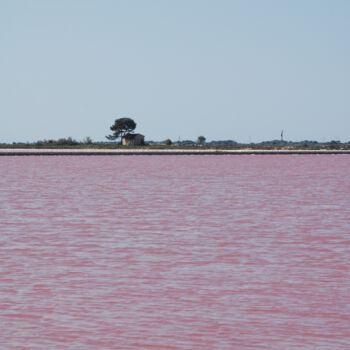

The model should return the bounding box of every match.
[123,133,145,139]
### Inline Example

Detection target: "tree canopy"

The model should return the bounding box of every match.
[106,118,136,142]
[197,136,206,145]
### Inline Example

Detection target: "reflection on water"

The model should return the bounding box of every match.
[1,155,350,349]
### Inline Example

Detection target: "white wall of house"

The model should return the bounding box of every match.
[122,134,145,146]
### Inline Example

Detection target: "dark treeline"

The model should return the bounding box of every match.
[1,137,350,150]
[4,117,347,149]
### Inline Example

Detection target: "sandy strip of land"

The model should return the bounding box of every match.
[0,148,349,155]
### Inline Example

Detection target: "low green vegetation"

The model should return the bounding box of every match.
[1,139,350,150]
[164,139,172,146]
[1,117,349,150]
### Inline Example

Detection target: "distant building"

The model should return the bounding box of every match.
[122,133,145,146]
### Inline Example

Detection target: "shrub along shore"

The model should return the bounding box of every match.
[1,137,350,151]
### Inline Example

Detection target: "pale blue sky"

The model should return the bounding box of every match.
[1,0,349,143]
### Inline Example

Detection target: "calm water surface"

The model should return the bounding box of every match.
[0,155,350,349]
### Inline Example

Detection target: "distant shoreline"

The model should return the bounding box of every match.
[1,148,350,156]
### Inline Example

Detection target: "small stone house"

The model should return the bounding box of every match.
[122,133,145,146]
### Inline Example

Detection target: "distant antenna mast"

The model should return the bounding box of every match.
[281,130,284,142]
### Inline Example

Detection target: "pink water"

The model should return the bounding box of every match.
[1,155,350,349]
